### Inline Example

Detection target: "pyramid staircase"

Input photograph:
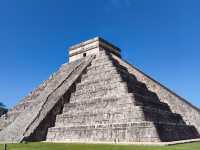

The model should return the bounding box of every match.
[46,51,199,142]
[0,56,95,142]
[0,60,80,130]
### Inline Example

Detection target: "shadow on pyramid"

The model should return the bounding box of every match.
[0,37,199,143]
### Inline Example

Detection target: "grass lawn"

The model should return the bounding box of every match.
[0,142,200,150]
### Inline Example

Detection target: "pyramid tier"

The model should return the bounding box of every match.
[46,50,199,142]
[56,103,184,127]
[74,79,161,99]
[82,61,159,100]
[64,94,172,114]
[70,86,171,112]
[87,61,126,74]
[47,122,197,142]
[80,73,122,85]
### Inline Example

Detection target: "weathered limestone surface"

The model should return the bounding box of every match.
[0,37,199,143]
[0,55,95,143]
[0,61,80,129]
[112,54,200,134]
[46,51,199,143]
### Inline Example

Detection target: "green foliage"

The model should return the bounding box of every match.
[0,102,7,114]
[0,102,5,108]
[0,142,199,150]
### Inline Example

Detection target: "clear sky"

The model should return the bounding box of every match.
[0,0,199,108]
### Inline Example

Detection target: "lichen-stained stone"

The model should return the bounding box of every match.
[0,37,200,143]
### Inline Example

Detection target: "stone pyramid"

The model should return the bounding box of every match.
[0,37,199,143]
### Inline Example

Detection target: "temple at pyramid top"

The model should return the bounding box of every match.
[69,37,121,62]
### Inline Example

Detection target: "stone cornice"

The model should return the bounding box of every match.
[69,37,121,52]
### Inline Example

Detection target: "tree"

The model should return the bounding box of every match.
[0,102,6,108]
[0,102,8,116]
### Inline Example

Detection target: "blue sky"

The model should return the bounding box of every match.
[0,0,199,108]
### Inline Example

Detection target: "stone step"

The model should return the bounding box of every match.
[73,81,158,103]
[86,66,117,75]
[91,59,112,66]
[61,103,137,117]
[70,86,128,102]
[65,94,171,113]
[72,82,127,97]
[55,110,140,127]
[127,83,159,100]
[130,93,171,111]
[81,72,118,82]
[64,97,133,113]
[69,91,170,112]
[57,104,184,127]
[69,94,133,104]
[76,78,123,91]
[47,122,198,142]
[80,74,123,86]
[47,121,161,142]
[115,73,149,92]
[81,68,131,83]
[86,63,127,76]
[70,83,165,107]
[82,68,119,79]
[134,98,170,111]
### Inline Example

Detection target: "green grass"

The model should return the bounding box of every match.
[0,142,200,150]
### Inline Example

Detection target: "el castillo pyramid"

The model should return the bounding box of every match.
[0,37,200,143]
